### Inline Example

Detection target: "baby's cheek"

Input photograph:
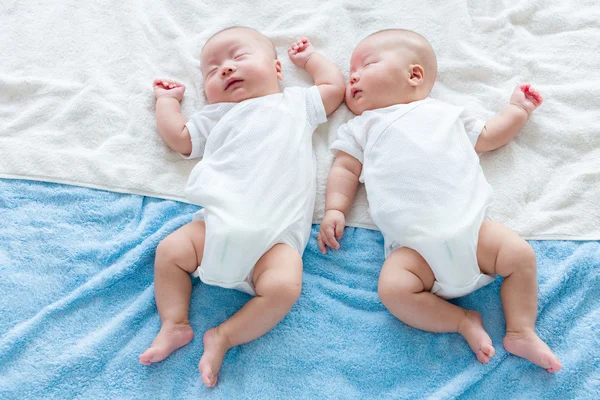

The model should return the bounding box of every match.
[205,84,221,103]
[344,87,353,103]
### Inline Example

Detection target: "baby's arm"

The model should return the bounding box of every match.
[288,38,345,116]
[318,151,363,254]
[153,79,192,156]
[474,84,543,153]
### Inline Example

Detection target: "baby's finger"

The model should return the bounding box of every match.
[320,227,331,248]
[524,87,543,105]
[334,221,344,240]
[530,88,543,104]
[327,226,340,249]
[321,225,335,249]
[317,232,327,254]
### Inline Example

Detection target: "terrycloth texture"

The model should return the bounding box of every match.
[1,178,599,399]
[1,1,599,239]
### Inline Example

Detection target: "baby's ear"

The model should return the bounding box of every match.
[275,59,283,80]
[408,64,424,87]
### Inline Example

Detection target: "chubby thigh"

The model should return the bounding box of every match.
[380,220,528,297]
[251,243,303,299]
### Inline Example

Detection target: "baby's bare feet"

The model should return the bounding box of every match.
[198,327,231,387]
[503,329,562,373]
[458,310,495,364]
[139,322,194,365]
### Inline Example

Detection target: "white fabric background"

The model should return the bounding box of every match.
[1,0,599,239]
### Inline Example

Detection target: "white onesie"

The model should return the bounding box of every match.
[332,98,495,299]
[182,86,326,295]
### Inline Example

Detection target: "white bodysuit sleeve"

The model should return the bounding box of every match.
[305,85,328,129]
[283,86,327,132]
[181,105,227,159]
[459,108,486,147]
[330,116,366,164]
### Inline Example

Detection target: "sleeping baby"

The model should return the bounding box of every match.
[139,27,345,386]
[318,29,561,372]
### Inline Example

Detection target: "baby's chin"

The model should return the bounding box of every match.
[207,86,281,104]
[206,90,251,104]
[347,98,383,116]
[346,99,367,116]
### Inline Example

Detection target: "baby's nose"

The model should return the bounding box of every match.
[350,72,360,84]
[221,66,236,76]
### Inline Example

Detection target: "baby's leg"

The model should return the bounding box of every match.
[378,247,495,364]
[198,243,302,387]
[139,220,206,365]
[477,220,561,373]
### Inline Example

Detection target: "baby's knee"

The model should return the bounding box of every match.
[512,241,536,268]
[378,273,413,306]
[500,240,537,276]
[155,237,189,270]
[261,275,302,305]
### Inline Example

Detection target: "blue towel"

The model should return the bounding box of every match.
[0,178,598,399]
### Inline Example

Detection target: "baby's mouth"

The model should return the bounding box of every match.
[352,88,362,98]
[225,79,243,91]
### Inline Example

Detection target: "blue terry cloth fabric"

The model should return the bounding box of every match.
[0,178,598,399]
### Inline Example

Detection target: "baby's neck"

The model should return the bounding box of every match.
[371,93,430,111]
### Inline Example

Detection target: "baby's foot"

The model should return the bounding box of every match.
[198,327,231,387]
[503,330,562,373]
[139,322,194,365]
[458,310,495,364]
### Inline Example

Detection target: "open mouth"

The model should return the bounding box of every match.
[351,88,362,98]
[225,79,243,90]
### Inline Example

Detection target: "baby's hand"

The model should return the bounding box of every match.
[288,37,317,68]
[510,84,543,114]
[153,79,186,101]
[317,210,346,254]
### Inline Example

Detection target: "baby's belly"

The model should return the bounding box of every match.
[187,155,315,224]
[365,165,492,240]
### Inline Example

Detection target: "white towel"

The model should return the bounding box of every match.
[1,0,598,239]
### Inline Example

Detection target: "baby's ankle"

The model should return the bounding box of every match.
[456,309,473,335]
[162,319,192,330]
[505,327,536,338]
[211,326,233,350]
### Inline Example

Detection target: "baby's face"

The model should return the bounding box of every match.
[201,29,282,104]
[345,35,422,115]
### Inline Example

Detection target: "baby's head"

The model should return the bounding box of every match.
[345,29,437,115]
[201,27,282,104]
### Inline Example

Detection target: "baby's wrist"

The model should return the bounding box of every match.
[156,94,182,102]
[303,52,319,69]
[509,102,530,116]
[325,208,344,216]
